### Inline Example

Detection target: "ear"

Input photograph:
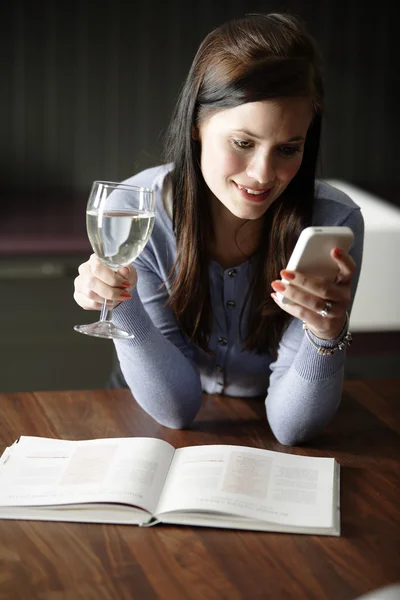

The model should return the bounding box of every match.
[192,125,200,140]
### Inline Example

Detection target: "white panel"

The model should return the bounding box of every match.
[326,180,400,331]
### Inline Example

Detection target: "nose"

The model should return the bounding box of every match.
[246,152,276,185]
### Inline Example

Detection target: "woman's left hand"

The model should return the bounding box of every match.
[270,248,356,340]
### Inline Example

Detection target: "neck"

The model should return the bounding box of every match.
[208,198,263,269]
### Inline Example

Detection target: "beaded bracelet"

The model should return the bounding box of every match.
[302,314,352,356]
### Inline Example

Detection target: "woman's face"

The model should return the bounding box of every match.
[197,98,313,222]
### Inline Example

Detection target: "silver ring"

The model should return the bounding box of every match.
[318,301,332,319]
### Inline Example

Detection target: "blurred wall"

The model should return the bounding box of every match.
[1,0,397,207]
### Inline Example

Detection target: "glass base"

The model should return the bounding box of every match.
[74,321,134,339]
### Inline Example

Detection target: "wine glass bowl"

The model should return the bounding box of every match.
[74,181,156,339]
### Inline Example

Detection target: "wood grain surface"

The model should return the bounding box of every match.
[0,381,399,600]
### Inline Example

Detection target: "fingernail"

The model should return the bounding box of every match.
[271,281,286,292]
[280,270,295,280]
[120,292,131,299]
[121,281,131,288]
[334,248,342,258]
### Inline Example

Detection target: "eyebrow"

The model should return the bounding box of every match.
[233,129,305,143]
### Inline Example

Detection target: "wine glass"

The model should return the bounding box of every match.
[74,180,156,339]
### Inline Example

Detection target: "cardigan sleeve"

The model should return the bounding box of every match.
[112,241,204,429]
[265,205,364,445]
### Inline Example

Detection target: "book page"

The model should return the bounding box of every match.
[0,436,174,515]
[155,445,336,528]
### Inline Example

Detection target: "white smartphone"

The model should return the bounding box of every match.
[277,226,354,304]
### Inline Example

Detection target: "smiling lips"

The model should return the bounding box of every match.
[237,184,268,195]
[234,181,273,202]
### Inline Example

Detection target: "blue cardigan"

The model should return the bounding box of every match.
[112,163,364,445]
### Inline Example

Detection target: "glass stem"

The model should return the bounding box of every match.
[100,299,112,322]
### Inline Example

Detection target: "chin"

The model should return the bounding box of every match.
[231,206,266,221]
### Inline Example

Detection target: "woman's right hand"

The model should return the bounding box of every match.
[73,254,137,311]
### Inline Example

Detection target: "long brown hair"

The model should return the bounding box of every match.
[163,13,324,355]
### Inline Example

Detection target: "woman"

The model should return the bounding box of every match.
[74,13,364,445]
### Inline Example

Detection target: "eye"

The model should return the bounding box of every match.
[231,139,254,150]
[277,145,302,157]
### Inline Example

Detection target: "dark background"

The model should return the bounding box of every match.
[0,0,398,392]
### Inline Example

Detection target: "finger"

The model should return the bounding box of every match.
[74,272,132,303]
[89,254,131,287]
[78,260,92,277]
[331,248,356,282]
[73,287,127,311]
[116,264,138,287]
[278,273,348,303]
[271,281,345,317]
[271,293,347,340]
[79,258,136,295]
[271,292,319,324]
[74,289,109,311]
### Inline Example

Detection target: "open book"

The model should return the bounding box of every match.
[0,436,340,535]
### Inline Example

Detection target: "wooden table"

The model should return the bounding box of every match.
[0,381,399,600]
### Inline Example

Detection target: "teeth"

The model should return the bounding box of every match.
[246,188,264,195]
[238,185,265,195]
